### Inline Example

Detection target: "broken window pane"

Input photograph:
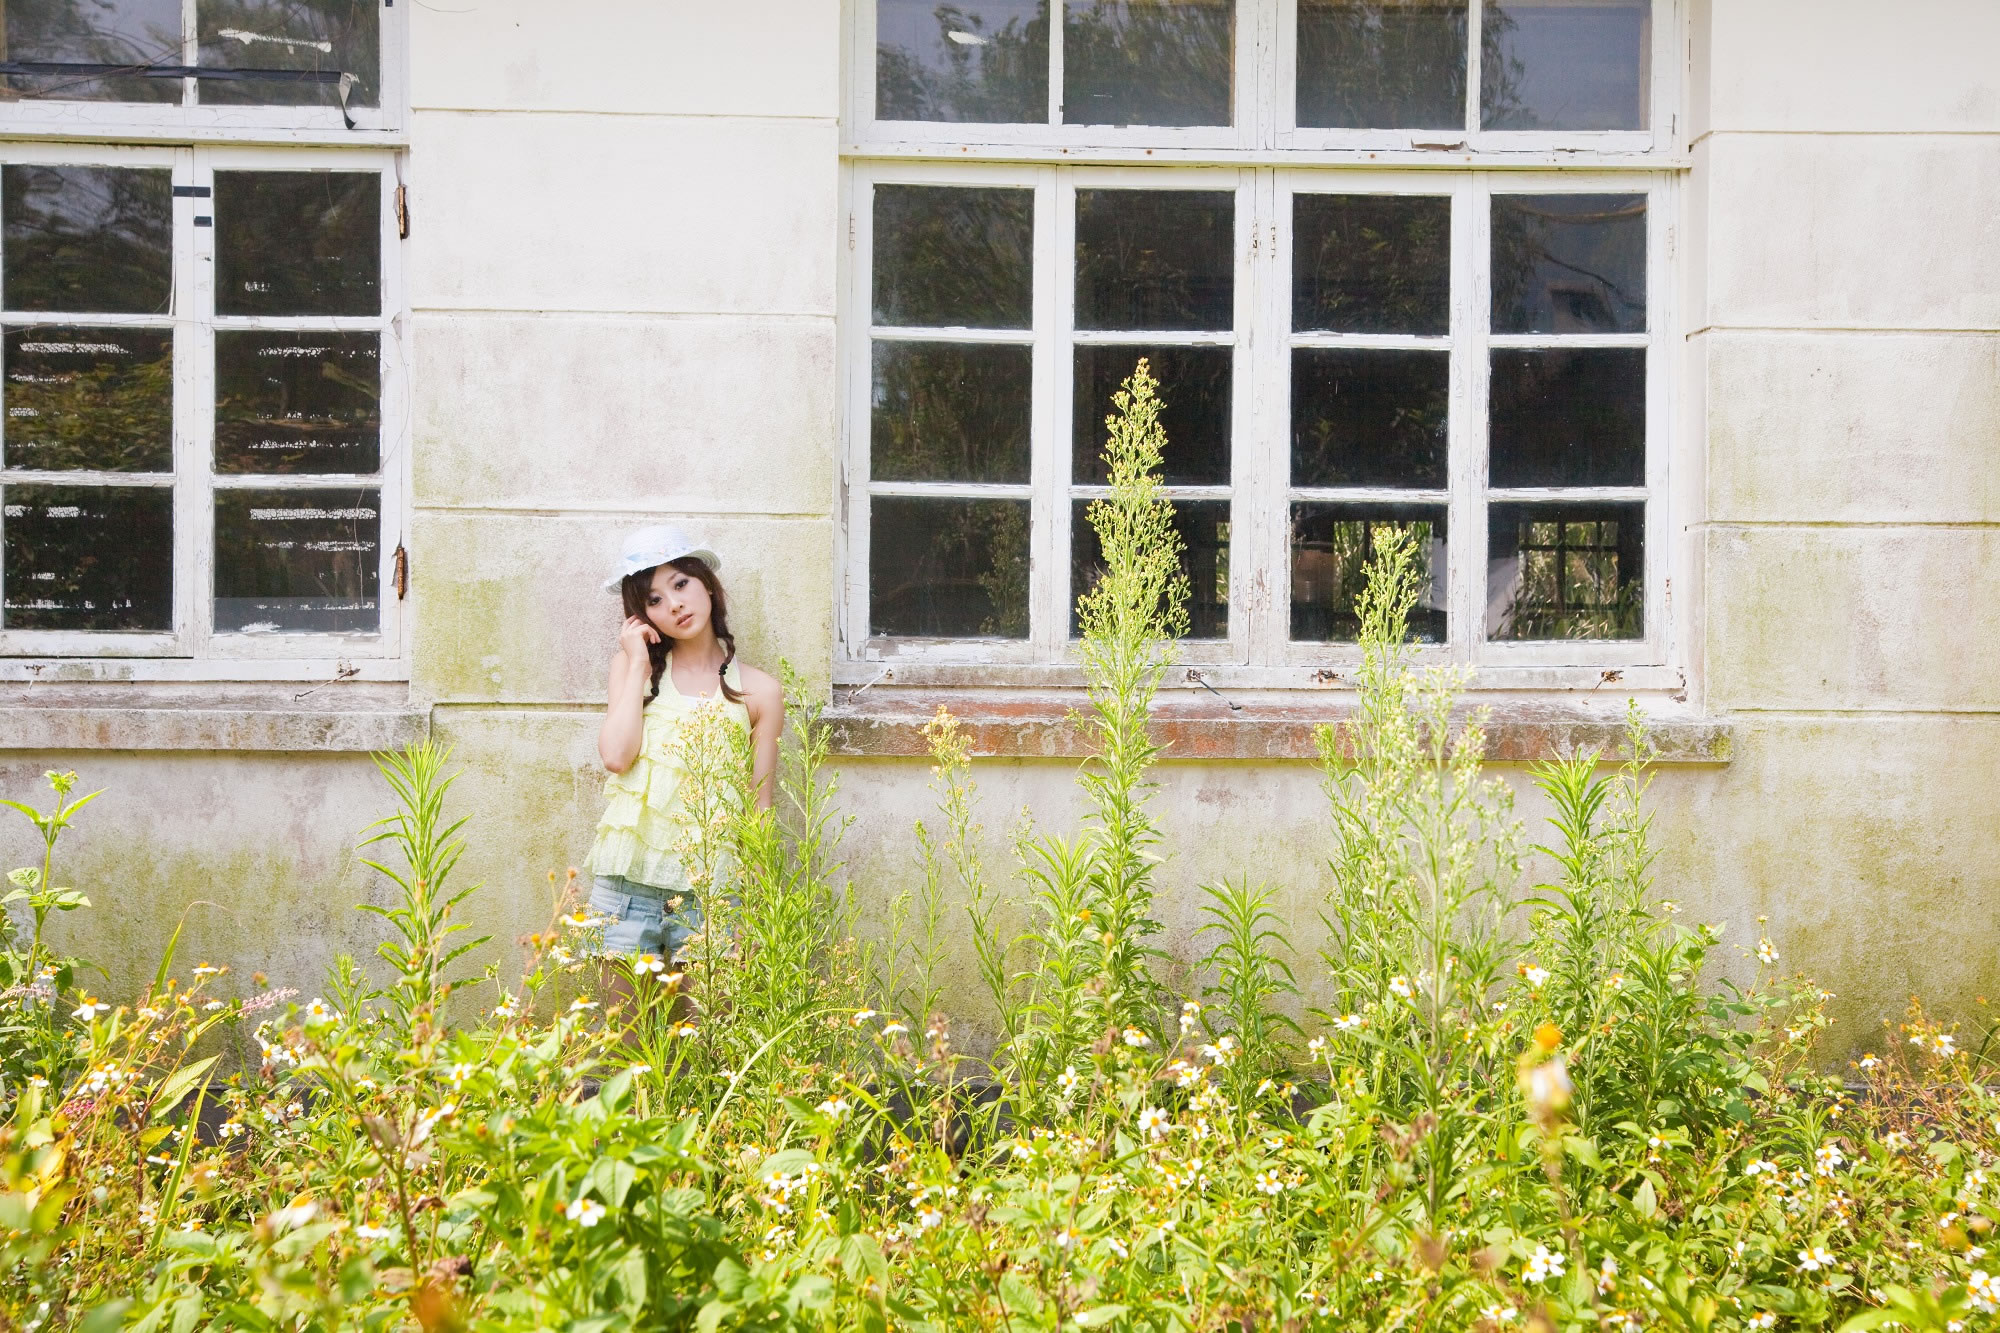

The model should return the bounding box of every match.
[1293,193,1450,334]
[3,165,172,314]
[1491,193,1645,334]
[214,330,379,475]
[872,341,1033,485]
[4,327,173,472]
[1290,502,1446,641]
[1487,501,1642,640]
[1064,0,1233,127]
[1488,348,1644,488]
[873,185,1034,329]
[1075,189,1234,331]
[1296,0,1468,130]
[1073,344,1230,485]
[213,486,379,632]
[1072,497,1229,639]
[214,171,379,317]
[1481,0,1649,131]
[1292,348,1448,488]
[196,0,379,109]
[876,0,1049,124]
[870,496,1029,638]
[2,483,171,629]
[1,0,183,103]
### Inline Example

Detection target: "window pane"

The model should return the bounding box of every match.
[872,342,1032,485]
[1296,0,1467,130]
[214,171,380,317]
[214,487,378,633]
[1290,503,1445,642]
[1073,344,1229,485]
[1489,348,1643,488]
[2,0,182,102]
[1487,501,1642,640]
[1292,348,1447,489]
[873,185,1034,329]
[1491,193,1645,334]
[4,327,173,472]
[1293,193,1450,334]
[1481,0,1649,131]
[2,483,171,629]
[215,331,380,475]
[1064,0,1233,127]
[1075,189,1233,331]
[1071,498,1228,639]
[876,0,1049,123]
[870,496,1029,638]
[3,166,172,314]
[196,0,380,109]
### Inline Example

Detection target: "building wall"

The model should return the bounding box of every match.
[6,2,1998,1060]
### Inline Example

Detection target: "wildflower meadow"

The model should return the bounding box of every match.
[5,363,2000,1331]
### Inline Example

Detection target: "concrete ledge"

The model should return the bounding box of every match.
[825,693,1734,764]
[0,684,429,753]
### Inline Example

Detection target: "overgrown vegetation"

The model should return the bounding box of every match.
[6,361,2000,1330]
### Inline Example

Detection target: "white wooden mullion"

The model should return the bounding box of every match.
[1454,172,1486,663]
[845,173,876,652]
[1465,0,1484,137]
[1028,165,1062,659]
[1047,0,1066,128]
[867,481,1036,500]
[1071,329,1237,348]
[180,0,198,105]
[1291,331,1453,351]
[869,325,1037,345]
[1645,174,1673,665]
[1247,166,1287,667]
[182,148,215,660]
[1050,170,1079,654]
[1489,333,1650,351]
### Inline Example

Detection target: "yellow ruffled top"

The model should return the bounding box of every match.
[586,658,750,893]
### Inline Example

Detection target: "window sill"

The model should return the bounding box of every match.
[824,691,1733,765]
[0,683,428,753]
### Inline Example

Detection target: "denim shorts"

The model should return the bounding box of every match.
[588,876,704,962]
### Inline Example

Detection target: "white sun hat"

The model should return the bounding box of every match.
[602,524,722,592]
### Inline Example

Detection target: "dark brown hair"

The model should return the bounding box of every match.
[620,556,743,705]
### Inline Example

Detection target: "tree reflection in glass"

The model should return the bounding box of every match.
[1064,0,1233,127]
[870,496,1030,638]
[1296,0,1466,130]
[1490,193,1645,334]
[1480,0,1648,131]
[196,0,380,109]
[3,165,172,314]
[1290,506,1445,642]
[877,0,1049,123]
[3,328,173,471]
[0,0,182,102]
[1071,498,1229,639]
[1487,502,1642,640]
[873,185,1034,330]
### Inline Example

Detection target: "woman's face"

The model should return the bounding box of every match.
[645,563,712,642]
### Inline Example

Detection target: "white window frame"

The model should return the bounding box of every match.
[0,140,410,682]
[840,0,1687,692]
[0,1,408,145]
[848,0,1681,163]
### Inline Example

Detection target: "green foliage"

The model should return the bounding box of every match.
[8,369,2000,1332]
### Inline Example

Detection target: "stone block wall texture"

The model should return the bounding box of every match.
[4,1,1997,1061]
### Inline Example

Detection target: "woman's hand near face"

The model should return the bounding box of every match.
[617,614,659,664]
[600,618,655,774]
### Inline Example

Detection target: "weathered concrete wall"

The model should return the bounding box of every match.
[4,2,1998,1068]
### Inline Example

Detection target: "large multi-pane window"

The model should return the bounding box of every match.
[844,0,1673,679]
[0,5,404,672]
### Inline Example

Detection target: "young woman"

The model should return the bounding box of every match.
[586,525,783,964]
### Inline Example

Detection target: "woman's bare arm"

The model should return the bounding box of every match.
[741,666,785,810]
[599,618,657,773]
